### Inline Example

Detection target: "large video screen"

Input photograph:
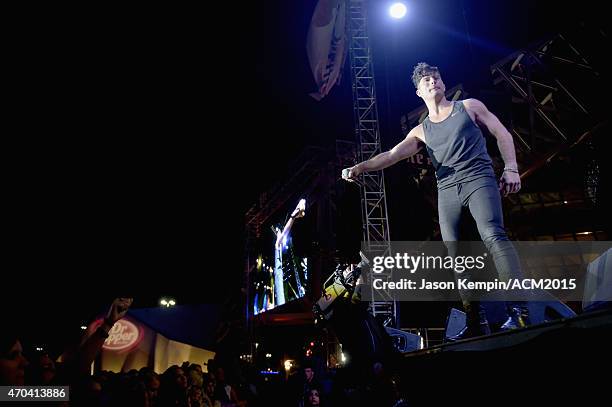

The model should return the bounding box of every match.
[252,199,310,315]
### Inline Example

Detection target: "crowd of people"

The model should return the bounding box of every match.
[2,297,408,406]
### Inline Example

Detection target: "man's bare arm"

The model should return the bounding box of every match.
[465,99,517,169]
[465,98,521,195]
[342,125,424,181]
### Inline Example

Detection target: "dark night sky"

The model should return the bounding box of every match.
[5,1,603,353]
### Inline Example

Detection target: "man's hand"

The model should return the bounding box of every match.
[105,298,133,325]
[341,165,362,183]
[499,171,521,196]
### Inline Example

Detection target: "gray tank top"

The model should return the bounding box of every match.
[422,101,495,190]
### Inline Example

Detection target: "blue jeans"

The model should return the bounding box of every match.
[438,176,523,302]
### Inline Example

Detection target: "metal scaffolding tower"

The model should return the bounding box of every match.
[491,26,608,240]
[348,0,396,327]
[490,32,605,180]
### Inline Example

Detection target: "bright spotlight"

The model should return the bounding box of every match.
[160,298,177,307]
[389,3,407,19]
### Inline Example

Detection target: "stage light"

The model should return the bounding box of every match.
[389,2,407,19]
[36,347,44,352]
[310,341,315,347]
[160,298,177,307]
[80,326,87,330]
[265,353,272,358]
[297,199,306,213]
[284,360,293,371]
[341,352,347,363]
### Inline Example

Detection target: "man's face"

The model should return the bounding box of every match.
[416,72,445,100]
[304,367,314,382]
[175,368,188,389]
[190,387,202,401]
[206,379,215,395]
[148,376,160,391]
[148,376,160,400]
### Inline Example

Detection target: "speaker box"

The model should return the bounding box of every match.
[582,248,612,312]
[385,327,423,352]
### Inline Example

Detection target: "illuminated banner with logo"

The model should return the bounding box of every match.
[100,319,143,352]
[89,316,214,373]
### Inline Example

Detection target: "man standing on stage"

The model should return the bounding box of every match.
[342,62,529,340]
